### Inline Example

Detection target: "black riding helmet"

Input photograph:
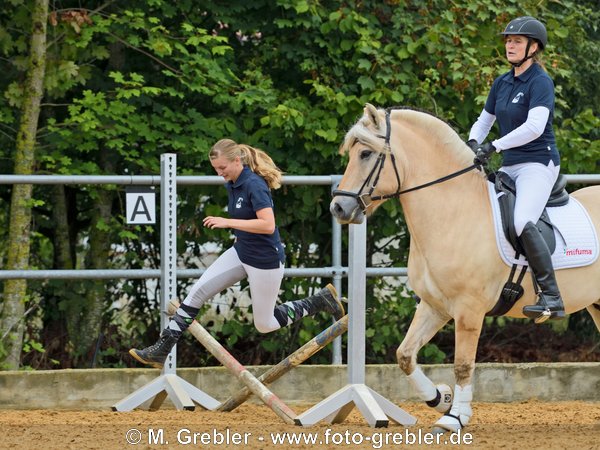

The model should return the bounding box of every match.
[500,16,547,67]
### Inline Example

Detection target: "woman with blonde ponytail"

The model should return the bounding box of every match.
[129,139,345,369]
[235,142,282,190]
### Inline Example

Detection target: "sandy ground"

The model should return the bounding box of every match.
[2,401,599,450]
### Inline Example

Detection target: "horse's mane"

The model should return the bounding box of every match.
[341,105,470,161]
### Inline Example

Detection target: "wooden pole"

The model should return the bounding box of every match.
[219,314,348,412]
[168,301,296,424]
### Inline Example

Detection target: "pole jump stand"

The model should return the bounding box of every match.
[295,222,416,428]
[112,154,219,412]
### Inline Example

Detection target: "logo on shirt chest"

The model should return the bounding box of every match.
[236,197,244,209]
[511,92,525,104]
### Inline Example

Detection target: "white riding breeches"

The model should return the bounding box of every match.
[182,246,285,333]
[499,161,560,236]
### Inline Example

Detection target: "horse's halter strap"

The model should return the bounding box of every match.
[332,108,478,212]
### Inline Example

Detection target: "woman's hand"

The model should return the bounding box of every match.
[203,216,230,229]
[203,208,275,234]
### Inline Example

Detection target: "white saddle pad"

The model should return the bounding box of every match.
[487,181,599,269]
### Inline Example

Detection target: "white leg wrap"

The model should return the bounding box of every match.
[406,366,437,402]
[434,384,473,432]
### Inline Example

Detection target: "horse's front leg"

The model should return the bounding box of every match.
[433,308,484,433]
[397,300,451,413]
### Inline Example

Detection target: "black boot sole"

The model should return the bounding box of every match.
[323,283,346,320]
[129,348,164,369]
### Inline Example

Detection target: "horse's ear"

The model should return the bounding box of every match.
[364,103,381,130]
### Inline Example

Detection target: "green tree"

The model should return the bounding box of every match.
[0,0,48,369]
[0,0,597,369]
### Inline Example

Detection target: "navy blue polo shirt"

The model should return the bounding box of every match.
[484,63,560,166]
[226,166,285,269]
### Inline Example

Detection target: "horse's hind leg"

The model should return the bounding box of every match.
[396,300,451,412]
[433,308,484,433]
[586,303,600,332]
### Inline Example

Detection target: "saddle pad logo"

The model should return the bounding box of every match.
[511,92,524,103]
[236,197,244,208]
[564,248,594,257]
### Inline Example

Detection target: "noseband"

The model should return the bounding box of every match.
[332,107,478,213]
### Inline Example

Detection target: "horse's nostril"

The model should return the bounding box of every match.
[331,201,343,216]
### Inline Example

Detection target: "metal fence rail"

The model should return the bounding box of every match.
[0,164,597,375]
[0,173,597,281]
[0,267,408,280]
[0,174,349,280]
[1,173,598,185]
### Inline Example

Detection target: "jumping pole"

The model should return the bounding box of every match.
[168,301,297,425]
[112,154,220,412]
[295,221,417,427]
[219,314,349,412]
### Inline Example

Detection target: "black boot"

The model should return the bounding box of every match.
[309,284,345,320]
[273,283,345,327]
[129,328,179,369]
[520,222,565,323]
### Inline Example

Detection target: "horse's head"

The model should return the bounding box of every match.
[331,104,478,224]
[330,103,401,224]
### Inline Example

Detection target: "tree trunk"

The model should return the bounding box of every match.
[0,0,48,369]
[52,185,76,270]
[76,185,114,366]
[64,181,115,366]
[63,42,126,367]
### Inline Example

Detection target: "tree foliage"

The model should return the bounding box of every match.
[0,0,598,369]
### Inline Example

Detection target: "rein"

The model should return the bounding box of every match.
[332,107,479,212]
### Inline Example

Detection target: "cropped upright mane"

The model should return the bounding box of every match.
[340,110,388,155]
[341,105,469,162]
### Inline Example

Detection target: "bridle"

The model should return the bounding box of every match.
[332,107,479,213]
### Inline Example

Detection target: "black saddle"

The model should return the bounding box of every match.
[489,172,569,256]
[486,172,569,317]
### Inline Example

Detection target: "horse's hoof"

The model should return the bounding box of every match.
[434,413,463,434]
[432,426,450,435]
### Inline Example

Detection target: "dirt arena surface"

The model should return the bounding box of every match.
[2,400,598,449]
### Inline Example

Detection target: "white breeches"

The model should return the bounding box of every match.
[182,246,285,333]
[500,161,560,236]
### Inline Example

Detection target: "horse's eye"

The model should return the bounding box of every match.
[360,149,372,160]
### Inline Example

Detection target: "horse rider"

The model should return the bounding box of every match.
[467,16,565,322]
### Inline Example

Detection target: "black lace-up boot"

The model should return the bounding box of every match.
[273,283,345,327]
[129,328,179,369]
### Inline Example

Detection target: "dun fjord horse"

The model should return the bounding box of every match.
[330,104,600,433]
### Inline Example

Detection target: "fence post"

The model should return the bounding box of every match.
[160,153,178,374]
[331,175,344,365]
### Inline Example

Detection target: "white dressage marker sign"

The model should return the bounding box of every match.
[126,187,156,224]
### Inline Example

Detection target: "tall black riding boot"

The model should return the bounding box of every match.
[520,222,565,323]
[273,283,345,327]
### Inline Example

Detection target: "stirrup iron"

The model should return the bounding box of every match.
[533,308,552,324]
